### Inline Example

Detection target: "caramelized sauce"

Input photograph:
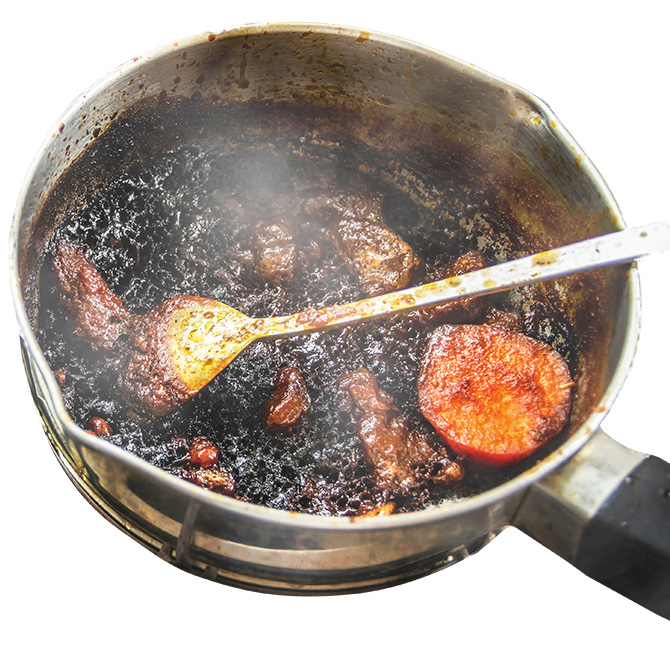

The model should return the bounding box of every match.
[34,99,578,515]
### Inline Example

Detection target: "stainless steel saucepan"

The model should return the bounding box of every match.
[9,24,669,617]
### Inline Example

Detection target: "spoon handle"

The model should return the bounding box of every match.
[263,220,670,337]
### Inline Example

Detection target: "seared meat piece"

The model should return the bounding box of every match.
[338,368,464,500]
[51,242,187,418]
[411,250,487,325]
[117,296,203,417]
[52,242,134,351]
[304,188,423,296]
[338,367,395,414]
[254,218,297,285]
[263,366,311,431]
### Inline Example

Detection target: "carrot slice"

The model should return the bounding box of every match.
[418,324,573,467]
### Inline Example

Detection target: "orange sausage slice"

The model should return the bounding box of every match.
[418,324,573,467]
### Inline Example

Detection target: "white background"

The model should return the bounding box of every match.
[3,1,669,666]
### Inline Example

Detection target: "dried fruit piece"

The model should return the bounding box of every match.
[304,188,423,295]
[86,416,113,437]
[418,324,573,467]
[188,436,219,468]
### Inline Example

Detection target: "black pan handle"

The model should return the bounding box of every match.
[514,430,670,619]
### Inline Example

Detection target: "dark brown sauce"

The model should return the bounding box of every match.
[34,99,578,515]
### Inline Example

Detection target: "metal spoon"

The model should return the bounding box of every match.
[119,220,670,416]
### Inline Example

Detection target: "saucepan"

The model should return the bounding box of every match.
[9,24,669,617]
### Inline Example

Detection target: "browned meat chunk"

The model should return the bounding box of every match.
[338,368,464,499]
[174,435,220,467]
[52,243,134,351]
[263,366,311,431]
[254,219,297,285]
[304,189,423,295]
